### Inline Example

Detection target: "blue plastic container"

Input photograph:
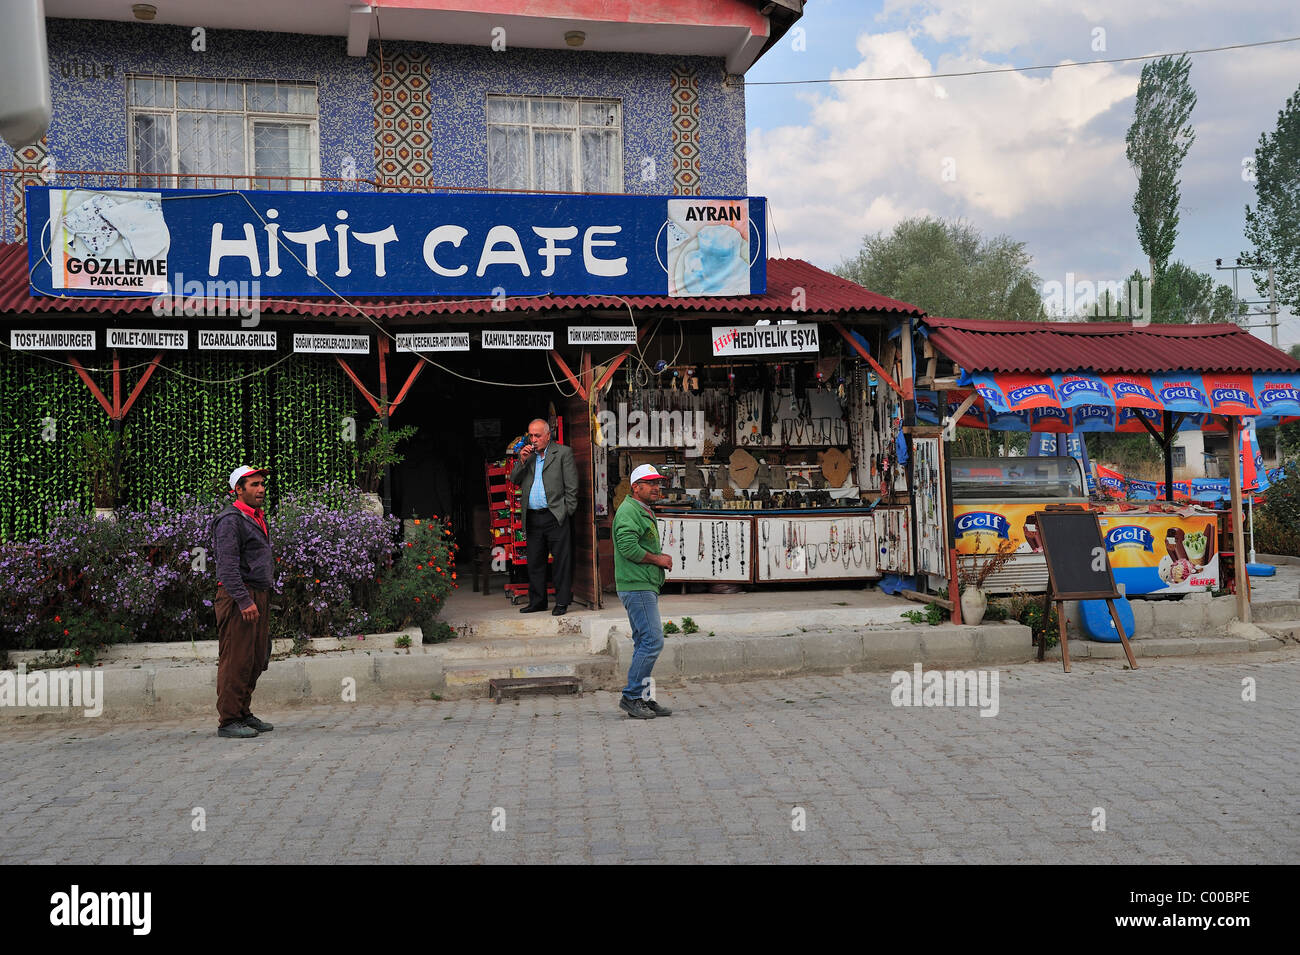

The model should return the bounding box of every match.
[1080,595,1135,643]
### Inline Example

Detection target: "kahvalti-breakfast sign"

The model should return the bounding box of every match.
[25,186,766,299]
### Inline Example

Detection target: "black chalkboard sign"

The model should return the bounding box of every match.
[1034,509,1119,600]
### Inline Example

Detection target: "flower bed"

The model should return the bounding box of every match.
[0,485,458,658]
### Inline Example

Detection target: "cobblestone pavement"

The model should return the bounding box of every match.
[2,652,1297,864]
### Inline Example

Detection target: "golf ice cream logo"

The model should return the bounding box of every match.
[1210,387,1253,409]
[48,189,171,291]
[954,511,1010,539]
[1258,382,1300,413]
[1058,376,1107,402]
[1105,525,1154,552]
[1111,379,1157,402]
[1159,381,1206,406]
[666,199,751,296]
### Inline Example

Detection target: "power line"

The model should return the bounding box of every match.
[747,35,1300,86]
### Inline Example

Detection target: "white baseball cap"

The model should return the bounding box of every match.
[629,464,667,484]
[229,465,270,489]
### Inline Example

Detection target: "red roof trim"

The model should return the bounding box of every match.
[920,315,1300,374]
[0,244,921,320]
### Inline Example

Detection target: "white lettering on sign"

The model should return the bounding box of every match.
[396,333,471,352]
[710,324,819,356]
[292,333,370,354]
[106,328,188,350]
[567,326,637,345]
[197,330,277,350]
[10,330,96,350]
[481,330,554,350]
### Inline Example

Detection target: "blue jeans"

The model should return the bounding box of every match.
[618,590,664,702]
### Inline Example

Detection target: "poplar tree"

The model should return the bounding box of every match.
[1125,55,1197,289]
[1243,85,1300,309]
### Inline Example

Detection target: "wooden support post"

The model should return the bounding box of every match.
[120,353,164,418]
[336,358,381,414]
[832,321,905,399]
[1163,411,1175,502]
[378,335,392,515]
[68,356,115,417]
[899,317,915,401]
[1057,599,1071,672]
[389,358,425,414]
[112,351,122,418]
[1226,415,1251,623]
[550,350,587,401]
[1106,598,1139,669]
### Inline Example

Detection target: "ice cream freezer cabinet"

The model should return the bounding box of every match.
[951,456,1218,595]
[951,456,1087,594]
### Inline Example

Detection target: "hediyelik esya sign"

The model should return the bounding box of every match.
[26,187,767,299]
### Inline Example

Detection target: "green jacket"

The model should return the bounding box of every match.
[613,495,665,592]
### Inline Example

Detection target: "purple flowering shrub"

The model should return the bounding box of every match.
[267,484,401,639]
[0,496,224,654]
[0,486,461,652]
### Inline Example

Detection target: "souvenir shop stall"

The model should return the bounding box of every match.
[591,315,923,588]
[913,317,1300,623]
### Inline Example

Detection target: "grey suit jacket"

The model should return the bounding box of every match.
[510,442,579,535]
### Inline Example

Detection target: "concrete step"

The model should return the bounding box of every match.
[440,654,618,699]
[445,614,590,640]
[1255,621,1300,643]
[437,635,592,660]
[1045,633,1283,661]
[1249,601,1300,623]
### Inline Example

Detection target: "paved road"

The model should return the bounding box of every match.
[2,653,1297,864]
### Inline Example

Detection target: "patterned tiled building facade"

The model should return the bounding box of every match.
[3,17,748,239]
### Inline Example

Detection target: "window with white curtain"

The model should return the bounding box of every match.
[128,76,319,190]
[487,95,622,193]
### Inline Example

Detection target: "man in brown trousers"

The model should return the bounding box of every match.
[212,466,275,738]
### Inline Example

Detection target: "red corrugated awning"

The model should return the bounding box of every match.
[921,316,1299,374]
[0,243,921,320]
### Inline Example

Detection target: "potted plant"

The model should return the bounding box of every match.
[73,426,127,520]
[957,538,1017,625]
[354,416,418,514]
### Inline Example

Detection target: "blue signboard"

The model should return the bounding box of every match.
[26,186,767,299]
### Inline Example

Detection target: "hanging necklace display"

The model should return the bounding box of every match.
[829,523,839,561]
[711,522,718,576]
[698,523,705,567]
[722,522,730,570]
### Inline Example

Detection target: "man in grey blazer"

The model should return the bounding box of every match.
[510,418,579,615]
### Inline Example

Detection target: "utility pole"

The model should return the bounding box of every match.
[1215,257,1279,343]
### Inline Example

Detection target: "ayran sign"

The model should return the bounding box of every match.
[711,323,819,357]
[28,187,766,300]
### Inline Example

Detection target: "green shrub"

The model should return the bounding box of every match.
[365,517,457,636]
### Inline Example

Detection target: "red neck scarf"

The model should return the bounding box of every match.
[233,499,268,538]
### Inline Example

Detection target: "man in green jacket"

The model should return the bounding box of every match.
[613,464,674,719]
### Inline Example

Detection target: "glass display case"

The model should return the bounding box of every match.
[951,456,1086,502]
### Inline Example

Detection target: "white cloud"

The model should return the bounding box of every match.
[749,31,1135,268]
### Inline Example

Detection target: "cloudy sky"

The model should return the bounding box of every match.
[745,0,1300,344]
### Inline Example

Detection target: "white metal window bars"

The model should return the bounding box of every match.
[127,76,319,191]
[486,95,623,194]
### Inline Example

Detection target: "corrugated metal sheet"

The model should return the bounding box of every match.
[0,243,921,319]
[922,316,1300,374]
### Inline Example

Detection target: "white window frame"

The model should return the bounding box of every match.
[127,75,321,190]
[486,94,624,194]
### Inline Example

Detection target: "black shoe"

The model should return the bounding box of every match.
[243,714,274,733]
[619,697,656,719]
[218,723,259,738]
[552,605,568,616]
[520,604,547,613]
[644,699,672,717]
